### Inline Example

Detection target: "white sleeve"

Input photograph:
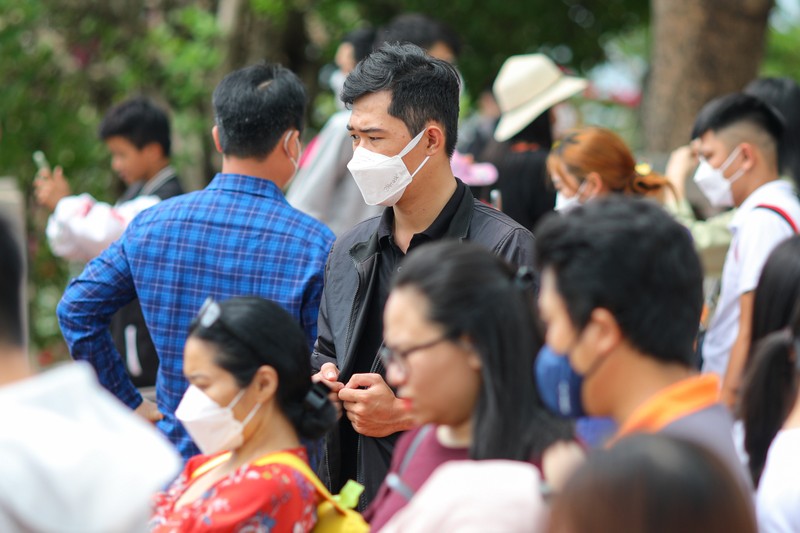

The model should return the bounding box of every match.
[735,209,796,296]
[46,194,160,261]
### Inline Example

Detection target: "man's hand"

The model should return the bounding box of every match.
[34,166,71,211]
[338,373,414,438]
[134,398,164,424]
[312,362,344,420]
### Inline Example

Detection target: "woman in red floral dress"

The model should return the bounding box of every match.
[149,297,337,532]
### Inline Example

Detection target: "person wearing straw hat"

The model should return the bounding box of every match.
[485,54,587,230]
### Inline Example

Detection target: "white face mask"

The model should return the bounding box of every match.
[175,385,261,455]
[693,146,745,208]
[554,182,588,214]
[347,129,430,206]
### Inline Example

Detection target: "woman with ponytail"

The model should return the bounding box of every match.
[547,126,674,212]
[150,296,337,532]
[740,301,800,532]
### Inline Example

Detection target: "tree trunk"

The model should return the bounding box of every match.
[642,0,774,153]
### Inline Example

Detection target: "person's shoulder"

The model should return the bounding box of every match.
[282,206,336,248]
[330,214,383,252]
[469,200,535,241]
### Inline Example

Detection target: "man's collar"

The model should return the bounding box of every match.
[377,178,472,244]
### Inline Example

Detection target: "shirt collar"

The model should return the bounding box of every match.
[731,178,795,230]
[206,173,286,201]
[377,178,467,244]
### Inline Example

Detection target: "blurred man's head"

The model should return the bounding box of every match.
[535,197,704,415]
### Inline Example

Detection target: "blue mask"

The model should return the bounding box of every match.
[534,344,586,418]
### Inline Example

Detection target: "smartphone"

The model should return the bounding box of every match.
[33,151,51,174]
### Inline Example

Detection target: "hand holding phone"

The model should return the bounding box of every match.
[33,150,51,176]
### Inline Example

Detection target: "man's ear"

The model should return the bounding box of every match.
[584,308,622,356]
[141,142,165,162]
[212,125,223,154]
[738,142,757,172]
[423,124,446,156]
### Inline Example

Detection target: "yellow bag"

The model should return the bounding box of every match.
[253,452,370,533]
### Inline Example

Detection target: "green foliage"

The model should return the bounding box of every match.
[311,0,649,102]
[0,0,221,355]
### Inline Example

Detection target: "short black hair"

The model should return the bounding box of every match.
[98,97,171,157]
[213,63,306,159]
[535,196,703,366]
[691,92,785,147]
[374,13,462,59]
[745,77,800,186]
[341,43,460,157]
[0,215,23,348]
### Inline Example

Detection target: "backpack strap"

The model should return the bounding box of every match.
[253,452,348,515]
[756,204,799,233]
[191,452,233,480]
[384,424,434,501]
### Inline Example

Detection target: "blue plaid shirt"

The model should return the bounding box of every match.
[58,174,335,458]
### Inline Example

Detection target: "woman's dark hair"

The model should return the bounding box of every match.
[740,300,800,486]
[750,235,800,347]
[547,434,757,533]
[188,296,335,440]
[392,241,572,461]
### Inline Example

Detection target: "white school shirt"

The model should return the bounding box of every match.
[701,179,800,377]
[757,428,800,533]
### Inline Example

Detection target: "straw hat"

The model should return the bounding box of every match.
[493,54,587,142]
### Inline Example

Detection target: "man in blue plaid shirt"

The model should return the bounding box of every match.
[57,63,335,459]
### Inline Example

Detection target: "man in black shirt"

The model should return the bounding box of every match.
[311,43,536,508]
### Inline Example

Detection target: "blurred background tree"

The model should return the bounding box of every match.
[0,0,796,362]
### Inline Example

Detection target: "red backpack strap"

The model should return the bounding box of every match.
[756,204,799,233]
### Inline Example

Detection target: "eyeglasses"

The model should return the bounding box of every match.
[378,335,450,374]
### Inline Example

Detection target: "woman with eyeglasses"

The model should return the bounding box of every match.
[149,296,337,532]
[364,240,571,531]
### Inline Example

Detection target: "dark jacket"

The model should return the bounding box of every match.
[111,169,184,388]
[311,184,537,508]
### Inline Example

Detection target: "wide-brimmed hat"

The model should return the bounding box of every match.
[493,54,587,142]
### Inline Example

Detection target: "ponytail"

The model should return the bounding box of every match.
[627,165,677,200]
[739,329,799,486]
[284,382,337,440]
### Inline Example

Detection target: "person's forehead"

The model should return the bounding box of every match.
[348,91,407,133]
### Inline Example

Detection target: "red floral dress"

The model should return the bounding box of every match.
[149,447,318,532]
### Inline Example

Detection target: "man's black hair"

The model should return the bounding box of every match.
[691,92,785,147]
[535,196,704,366]
[213,63,306,159]
[341,43,460,157]
[0,215,23,348]
[745,77,800,186]
[374,13,461,59]
[98,97,172,157]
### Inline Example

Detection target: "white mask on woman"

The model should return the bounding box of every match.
[348,129,430,206]
[554,182,589,214]
[175,385,261,455]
